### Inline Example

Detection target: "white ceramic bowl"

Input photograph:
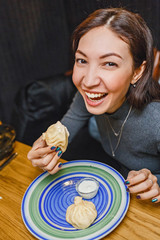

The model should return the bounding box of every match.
[76,177,99,199]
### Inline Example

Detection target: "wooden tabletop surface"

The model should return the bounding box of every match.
[0,141,160,240]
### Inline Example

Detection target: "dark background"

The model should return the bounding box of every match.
[0,0,160,147]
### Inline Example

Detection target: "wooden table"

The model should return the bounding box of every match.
[0,141,160,240]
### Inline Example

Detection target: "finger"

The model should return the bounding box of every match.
[28,145,55,160]
[48,161,63,175]
[128,178,155,194]
[125,171,138,184]
[31,152,57,167]
[32,136,46,149]
[127,169,150,186]
[44,152,62,173]
[127,170,138,179]
[152,194,160,203]
[136,183,159,200]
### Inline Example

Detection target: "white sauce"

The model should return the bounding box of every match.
[78,180,97,193]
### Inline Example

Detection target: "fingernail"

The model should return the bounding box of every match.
[152,198,158,203]
[58,150,63,157]
[58,162,63,168]
[51,146,56,150]
[136,195,141,199]
[126,188,130,192]
[125,181,130,185]
[55,147,61,152]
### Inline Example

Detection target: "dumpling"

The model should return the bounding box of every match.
[66,196,97,229]
[42,121,69,152]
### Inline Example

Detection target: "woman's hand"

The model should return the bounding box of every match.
[125,168,160,203]
[27,136,63,174]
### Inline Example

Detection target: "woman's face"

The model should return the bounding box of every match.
[72,26,136,114]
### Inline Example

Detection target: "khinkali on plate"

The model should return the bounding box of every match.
[66,196,97,229]
[42,121,69,152]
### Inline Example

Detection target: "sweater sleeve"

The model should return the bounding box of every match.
[156,126,160,185]
[61,91,92,143]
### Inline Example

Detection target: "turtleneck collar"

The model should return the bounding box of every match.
[105,100,132,120]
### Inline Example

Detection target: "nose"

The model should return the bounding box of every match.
[83,65,101,88]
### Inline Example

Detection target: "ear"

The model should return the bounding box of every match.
[131,61,146,85]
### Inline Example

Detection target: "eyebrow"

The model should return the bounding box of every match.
[100,53,123,60]
[76,50,87,57]
[76,49,123,60]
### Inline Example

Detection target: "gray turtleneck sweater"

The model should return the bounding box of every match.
[61,92,160,184]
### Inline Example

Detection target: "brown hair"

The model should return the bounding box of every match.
[72,8,160,109]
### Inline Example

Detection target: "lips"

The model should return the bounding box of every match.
[85,91,107,102]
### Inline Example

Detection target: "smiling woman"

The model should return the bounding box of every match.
[72,26,136,114]
[27,8,160,204]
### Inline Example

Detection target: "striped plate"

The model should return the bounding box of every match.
[21,160,130,239]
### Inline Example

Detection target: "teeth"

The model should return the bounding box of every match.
[87,98,103,102]
[85,92,106,98]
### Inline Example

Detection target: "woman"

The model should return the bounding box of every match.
[28,8,160,203]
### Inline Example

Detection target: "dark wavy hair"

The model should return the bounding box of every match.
[72,8,160,109]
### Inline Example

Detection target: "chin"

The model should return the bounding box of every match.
[85,104,107,115]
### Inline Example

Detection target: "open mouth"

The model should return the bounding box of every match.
[85,92,107,102]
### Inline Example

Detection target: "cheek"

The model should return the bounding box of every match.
[72,72,77,87]
[105,72,133,92]
[72,66,80,87]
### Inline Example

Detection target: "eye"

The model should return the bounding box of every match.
[75,58,87,64]
[105,62,118,67]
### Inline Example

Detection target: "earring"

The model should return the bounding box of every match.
[132,83,136,88]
